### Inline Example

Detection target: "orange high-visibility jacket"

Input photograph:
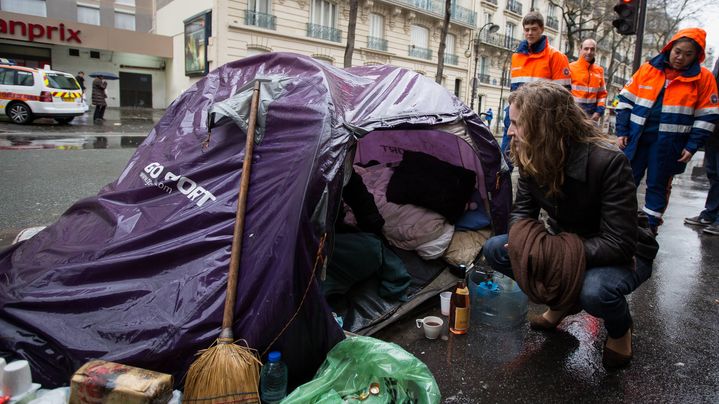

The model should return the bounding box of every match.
[510,36,571,92]
[569,57,607,116]
[616,28,719,172]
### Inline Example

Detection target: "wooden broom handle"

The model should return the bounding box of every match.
[220,81,261,339]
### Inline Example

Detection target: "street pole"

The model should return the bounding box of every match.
[632,0,647,73]
[470,39,480,110]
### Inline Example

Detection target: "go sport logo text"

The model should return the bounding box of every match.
[141,162,217,208]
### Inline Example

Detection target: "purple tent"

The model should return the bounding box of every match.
[0,53,511,388]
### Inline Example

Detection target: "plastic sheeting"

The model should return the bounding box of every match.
[0,53,510,388]
[282,336,441,404]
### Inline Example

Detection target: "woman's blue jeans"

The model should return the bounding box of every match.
[482,234,653,338]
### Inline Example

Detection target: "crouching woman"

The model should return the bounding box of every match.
[482,81,657,369]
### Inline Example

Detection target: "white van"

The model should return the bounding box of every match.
[0,64,85,124]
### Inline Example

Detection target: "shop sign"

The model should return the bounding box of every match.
[0,19,81,44]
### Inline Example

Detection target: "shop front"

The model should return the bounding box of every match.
[0,11,172,108]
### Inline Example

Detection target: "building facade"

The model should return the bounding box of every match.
[0,0,172,108]
[1,0,631,122]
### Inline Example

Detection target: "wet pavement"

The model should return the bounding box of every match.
[376,155,719,402]
[0,107,161,136]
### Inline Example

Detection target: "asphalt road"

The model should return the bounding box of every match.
[0,147,136,245]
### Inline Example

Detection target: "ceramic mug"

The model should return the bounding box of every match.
[416,316,443,339]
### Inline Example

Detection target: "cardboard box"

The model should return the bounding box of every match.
[69,360,173,404]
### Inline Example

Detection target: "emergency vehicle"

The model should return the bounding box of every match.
[0,64,85,124]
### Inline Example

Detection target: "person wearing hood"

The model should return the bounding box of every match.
[500,11,571,164]
[570,39,607,122]
[616,28,719,234]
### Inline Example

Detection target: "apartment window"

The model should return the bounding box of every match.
[410,25,429,49]
[369,13,384,39]
[310,0,336,28]
[249,0,271,14]
[69,48,80,56]
[115,11,136,30]
[409,25,430,59]
[368,13,386,51]
[454,78,461,97]
[1,0,46,17]
[246,0,275,29]
[115,0,136,5]
[445,33,456,54]
[78,5,101,26]
[506,22,515,40]
[547,4,556,18]
[484,12,492,26]
[90,51,100,59]
[480,56,488,75]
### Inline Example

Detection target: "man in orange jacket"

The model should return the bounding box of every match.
[501,11,571,162]
[570,39,607,122]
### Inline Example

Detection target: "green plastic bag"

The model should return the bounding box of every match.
[281,336,440,404]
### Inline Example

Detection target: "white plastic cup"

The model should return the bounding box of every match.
[2,360,31,398]
[0,357,6,395]
[440,291,452,316]
[416,316,444,339]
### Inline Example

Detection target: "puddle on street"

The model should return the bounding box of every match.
[0,135,144,150]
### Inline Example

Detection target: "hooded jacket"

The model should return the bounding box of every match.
[616,28,719,174]
[569,56,607,116]
[510,35,571,92]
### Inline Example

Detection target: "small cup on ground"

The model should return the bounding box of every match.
[440,292,452,316]
[416,316,444,339]
[2,359,32,398]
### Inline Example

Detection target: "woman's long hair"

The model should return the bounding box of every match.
[508,81,609,197]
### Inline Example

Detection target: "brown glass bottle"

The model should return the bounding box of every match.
[449,280,470,334]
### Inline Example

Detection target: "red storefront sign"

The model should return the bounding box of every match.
[0,18,81,43]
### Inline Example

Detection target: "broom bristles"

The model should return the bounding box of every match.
[183,339,262,404]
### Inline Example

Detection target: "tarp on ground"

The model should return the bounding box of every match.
[0,52,511,388]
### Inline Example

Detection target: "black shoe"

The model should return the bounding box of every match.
[703,223,719,235]
[685,215,713,227]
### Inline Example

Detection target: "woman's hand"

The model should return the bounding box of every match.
[677,149,694,163]
[616,136,628,149]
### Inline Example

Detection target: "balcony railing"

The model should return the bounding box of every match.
[398,0,476,26]
[613,76,626,86]
[444,53,459,65]
[245,10,276,30]
[479,31,520,51]
[367,36,388,51]
[478,73,490,84]
[506,0,522,15]
[307,23,341,42]
[409,45,432,60]
[546,16,559,30]
[500,77,511,87]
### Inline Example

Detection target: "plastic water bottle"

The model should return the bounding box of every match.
[260,351,288,404]
[469,269,528,328]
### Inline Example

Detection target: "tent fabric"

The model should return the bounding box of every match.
[0,52,511,388]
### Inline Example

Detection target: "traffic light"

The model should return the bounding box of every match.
[612,0,639,35]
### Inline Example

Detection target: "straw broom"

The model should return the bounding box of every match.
[183,81,263,404]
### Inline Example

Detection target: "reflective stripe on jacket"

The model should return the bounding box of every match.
[510,36,571,92]
[569,57,607,116]
[616,28,719,175]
